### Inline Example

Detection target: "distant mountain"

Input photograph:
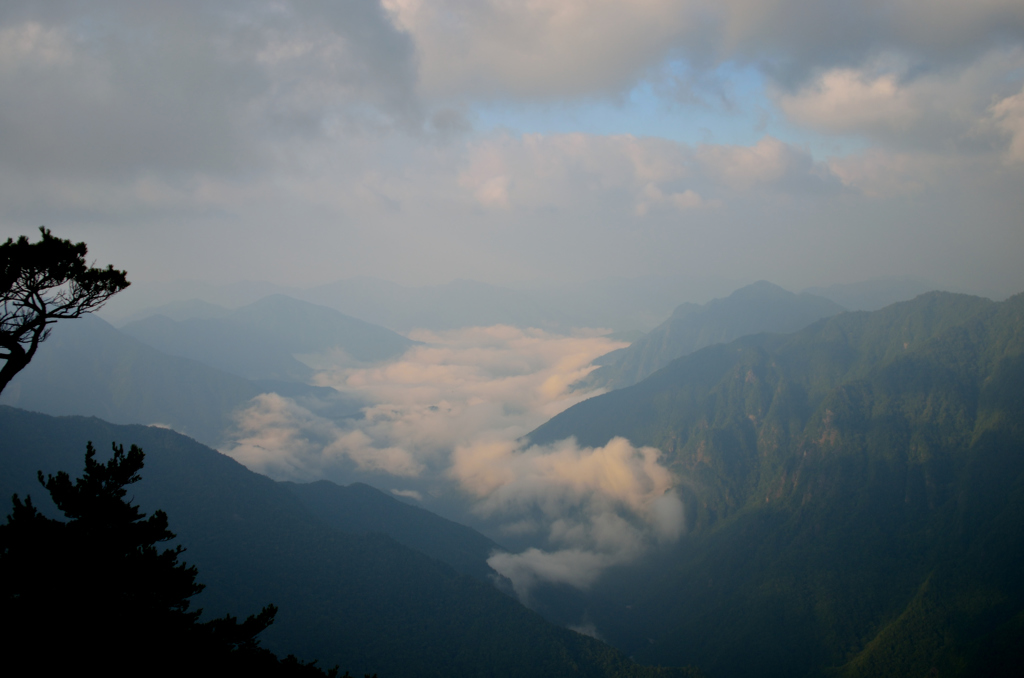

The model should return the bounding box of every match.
[803,276,941,311]
[299,276,731,333]
[0,315,363,447]
[528,291,1024,677]
[300,278,563,332]
[577,281,845,391]
[103,275,740,334]
[0,315,262,445]
[120,294,416,381]
[0,407,702,678]
[114,298,231,326]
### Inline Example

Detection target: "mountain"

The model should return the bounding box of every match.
[283,480,506,584]
[0,315,363,447]
[113,297,232,326]
[300,278,564,333]
[803,276,942,311]
[0,407,702,678]
[299,276,732,334]
[120,294,416,381]
[577,281,846,391]
[0,315,262,446]
[528,291,1024,677]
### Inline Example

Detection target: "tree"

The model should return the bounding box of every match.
[0,227,129,394]
[0,442,337,676]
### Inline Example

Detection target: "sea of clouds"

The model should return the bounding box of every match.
[221,325,684,600]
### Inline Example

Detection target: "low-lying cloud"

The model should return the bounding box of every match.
[221,325,684,600]
[454,435,684,599]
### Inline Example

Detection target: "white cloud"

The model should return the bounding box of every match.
[221,326,684,601]
[223,326,626,478]
[777,69,920,135]
[775,48,1024,150]
[383,0,1024,100]
[224,392,424,479]
[455,435,685,599]
[457,132,834,215]
[990,85,1024,163]
[487,548,616,601]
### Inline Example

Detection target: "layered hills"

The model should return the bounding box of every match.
[0,407,701,678]
[0,314,363,447]
[120,294,415,381]
[530,291,1024,677]
[577,281,845,391]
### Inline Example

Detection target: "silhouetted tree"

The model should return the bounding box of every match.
[0,442,337,676]
[0,227,129,394]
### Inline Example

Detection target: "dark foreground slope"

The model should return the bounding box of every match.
[0,408,700,678]
[283,480,506,584]
[531,292,1024,677]
[578,281,844,391]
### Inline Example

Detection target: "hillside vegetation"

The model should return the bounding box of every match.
[531,292,1024,677]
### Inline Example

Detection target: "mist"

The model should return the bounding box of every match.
[220,324,687,596]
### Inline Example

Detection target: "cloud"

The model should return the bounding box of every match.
[775,48,1024,151]
[454,435,685,599]
[694,136,840,193]
[458,132,835,215]
[223,326,626,478]
[383,0,1024,100]
[487,548,616,601]
[221,326,684,600]
[990,84,1024,163]
[1,0,1021,300]
[224,392,423,479]
[0,1,418,179]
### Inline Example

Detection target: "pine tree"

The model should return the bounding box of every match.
[0,442,336,676]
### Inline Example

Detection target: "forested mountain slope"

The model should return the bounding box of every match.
[0,408,702,678]
[577,281,844,391]
[530,292,1024,677]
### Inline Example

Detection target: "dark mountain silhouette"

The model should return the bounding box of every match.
[283,480,506,584]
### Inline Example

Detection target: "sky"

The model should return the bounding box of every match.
[0,0,1022,297]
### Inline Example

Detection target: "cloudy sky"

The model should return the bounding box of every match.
[1,0,1022,296]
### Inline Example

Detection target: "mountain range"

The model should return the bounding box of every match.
[4,279,1023,676]
[577,281,845,391]
[119,294,416,381]
[529,291,1024,677]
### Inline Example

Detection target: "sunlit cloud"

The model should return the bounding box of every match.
[222,326,627,481]
[219,326,688,599]
[454,435,684,600]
